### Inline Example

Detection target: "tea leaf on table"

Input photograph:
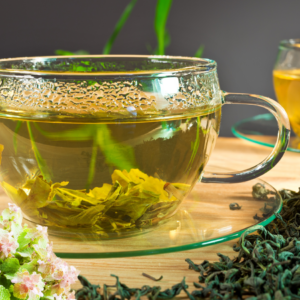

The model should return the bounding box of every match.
[142,273,163,281]
[76,274,189,300]
[75,184,300,299]
[252,182,271,200]
[229,202,242,210]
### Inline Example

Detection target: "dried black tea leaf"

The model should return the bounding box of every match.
[229,202,242,210]
[75,185,300,300]
[142,273,163,281]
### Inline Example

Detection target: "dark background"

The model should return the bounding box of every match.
[0,0,299,136]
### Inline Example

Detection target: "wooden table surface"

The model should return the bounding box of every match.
[60,137,299,291]
[2,137,300,293]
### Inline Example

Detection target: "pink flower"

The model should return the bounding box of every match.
[53,291,76,300]
[45,241,54,259]
[12,270,45,300]
[1,203,23,228]
[59,265,79,291]
[38,257,68,281]
[0,232,19,257]
[8,203,20,213]
[53,293,64,300]
[67,291,76,300]
[36,225,48,239]
[38,256,79,289]
[25,225,49,242]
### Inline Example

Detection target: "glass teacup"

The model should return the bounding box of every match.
[274,39,300,138]
[0,55,290,238]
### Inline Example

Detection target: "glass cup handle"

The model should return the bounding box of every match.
[201,92,290,183]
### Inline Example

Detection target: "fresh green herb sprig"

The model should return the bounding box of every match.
[75,185,300,300]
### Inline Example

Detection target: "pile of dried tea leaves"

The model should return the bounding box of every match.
[1,169,189,236]
[75,184,300,300]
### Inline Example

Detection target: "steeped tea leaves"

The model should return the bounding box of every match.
[1,169,189,236]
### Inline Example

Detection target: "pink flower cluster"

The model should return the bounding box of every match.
[38,256,79,295]
[0,231,19,257]
[0,203,79,300]
[0,203,22,230]
[12,270,44,300]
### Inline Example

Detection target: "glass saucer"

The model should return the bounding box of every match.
[232,113,300,153]
[0,166,282,259]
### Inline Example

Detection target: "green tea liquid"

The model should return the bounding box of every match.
[0,107,221,236]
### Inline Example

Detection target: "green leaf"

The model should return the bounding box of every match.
[185,117,201,175]
[107,195,159,221]
[96,125,136,172]
[103,0,138,54]
[56,187,100,206]
[0,258,20,275]
[55,49,75,55]
[55,49,90,56]
[26,176,51,208]
[45,201,107,227]
[16,247,34,258]
[0,277,11,290]
[194,45,204,58]
[73,50,90,55]
[27,122,52,181]
[5,169,189,233]
[18,259,38,274]
[154,0,173,55]
[13,121,23,155]
[152,29,171,55]
[0,285,10,300]
[32,123,137,182]
[10,223,22,239]
[85,140,98,190]
[17,231,31,249]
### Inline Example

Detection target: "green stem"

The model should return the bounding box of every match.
[185,116,200,175]
[155,0,173,55]
[103,0,138,54]
[27,122,51,181]
[85,139,98,191]
[13,121,23,154]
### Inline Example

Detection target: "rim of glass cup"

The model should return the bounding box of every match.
[0,55,217,77]
[279,39,300,50]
